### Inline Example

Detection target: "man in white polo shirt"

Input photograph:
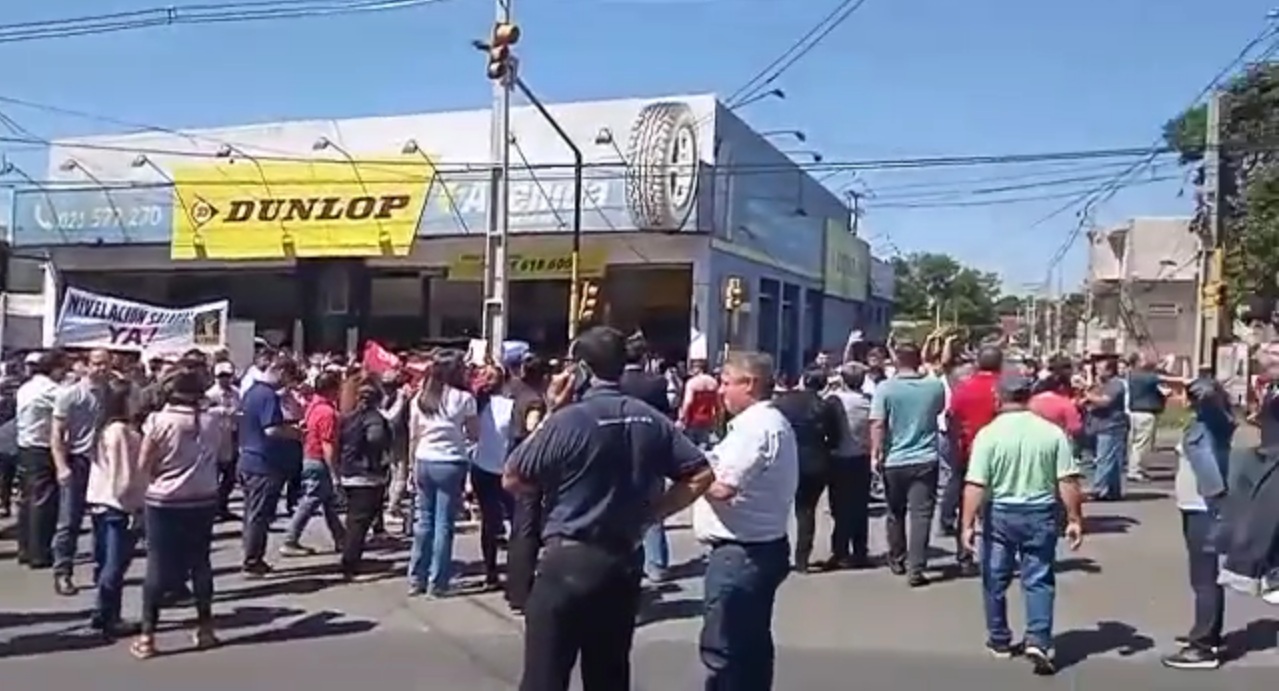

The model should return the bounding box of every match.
[694,350,798,691]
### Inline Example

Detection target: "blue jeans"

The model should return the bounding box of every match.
[1091,429,1128,500]
[643,523,670,576]
[700,538,790,691]
[90,506,137,628]
[284,460,346,547]
[980,503,1059,650]
[52,455,90,577]
[408,460,468,591]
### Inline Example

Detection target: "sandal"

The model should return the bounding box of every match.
[192,627,221,650]
[130,636,156,660]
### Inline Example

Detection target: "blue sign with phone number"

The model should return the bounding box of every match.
[10,187,173,247]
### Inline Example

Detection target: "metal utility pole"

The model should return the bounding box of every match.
[1195,91,1228,371]
[511,77,584,341]
[480,0,515,360]
[1027,293,1039,355]
[1053,268,1065,353]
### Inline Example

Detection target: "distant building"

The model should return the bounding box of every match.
[1080,216,1199,372]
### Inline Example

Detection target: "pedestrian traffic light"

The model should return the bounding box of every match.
[724,277,745,311]
[579,280,600,323]
[486,22,521,81]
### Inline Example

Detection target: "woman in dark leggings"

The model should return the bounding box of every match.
[130,368,222,659]
[471,365,514,587]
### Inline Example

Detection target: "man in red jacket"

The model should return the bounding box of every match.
[944,345,1003,576]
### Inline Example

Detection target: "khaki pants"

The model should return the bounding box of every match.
[1128,411,1158,477]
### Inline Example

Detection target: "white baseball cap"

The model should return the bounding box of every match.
[213,362,235,376]
[23,351,42,365]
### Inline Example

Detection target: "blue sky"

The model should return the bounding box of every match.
[1,0,1275,291]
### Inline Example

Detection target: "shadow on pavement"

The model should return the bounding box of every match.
[1054,620,1154,670]
[1224,619,1279,661]
[0,608,94,631]
[1055,556,1102,575]
[1084,514,1141,535]
[1115,490,1168,503]
[215,561,401,603]
[218,609,377,648]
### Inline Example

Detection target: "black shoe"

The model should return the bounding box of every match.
[957,560,980,578]
[986,641,1019,659]
[1173,636,1222,655]
[54,574,78,596]
[888,561,907,576]
[242,562,274,580]
[1162,645,1222,670]
[1023,645,1056,676]
[907,572,929,588]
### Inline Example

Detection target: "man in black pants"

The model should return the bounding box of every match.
[869,343,947,587]
[826,364,874,568]
[772,368,844,572]
[237,357,303,579]
[504,353,549,613]
[15,351,67,569]
[503,327,713,691]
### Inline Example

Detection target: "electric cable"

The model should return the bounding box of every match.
[0,133,1206,176]
[725,0,871,107]
[1038,22,1279,280]
[0,0,450,44]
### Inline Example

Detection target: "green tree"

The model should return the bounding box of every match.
[1164,62,1279,306]
[891,252,1002,334]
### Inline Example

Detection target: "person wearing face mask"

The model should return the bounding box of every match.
[50,348,112,597]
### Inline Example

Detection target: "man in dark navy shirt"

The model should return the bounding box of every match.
[238,356,303,578]
[503,326,713,691]
[618,333,676,583]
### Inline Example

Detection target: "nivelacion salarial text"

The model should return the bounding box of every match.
[65,293,192,325]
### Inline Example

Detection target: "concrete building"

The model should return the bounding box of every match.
[5,93,892,371]
[1080,216,1199,371]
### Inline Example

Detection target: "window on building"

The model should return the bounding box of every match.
[1147,303,1180,318]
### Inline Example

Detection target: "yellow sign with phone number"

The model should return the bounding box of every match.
[448,248,607,281]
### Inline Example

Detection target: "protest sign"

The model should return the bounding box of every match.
[54,287,228,352]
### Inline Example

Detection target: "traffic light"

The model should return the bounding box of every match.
[724,277,745,311]
[485,22,521,81]
[1201,282,1227,309]
[578,280,600,323]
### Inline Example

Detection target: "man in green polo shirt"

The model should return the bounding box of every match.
[961,374,1085,677]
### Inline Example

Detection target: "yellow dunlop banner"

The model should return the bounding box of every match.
[170,156,434,259]
[448,248,608,281]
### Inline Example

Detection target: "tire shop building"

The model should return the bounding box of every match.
[6,93,892,370]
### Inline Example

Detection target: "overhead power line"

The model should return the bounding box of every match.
[0,0,450,44]
[724,0,871,107]
[0,133,1200,177]
[1038,21,1279,280]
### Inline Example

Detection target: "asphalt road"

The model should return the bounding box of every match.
[2,437,1277,690]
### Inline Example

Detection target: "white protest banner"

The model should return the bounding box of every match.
[54,287,228,352]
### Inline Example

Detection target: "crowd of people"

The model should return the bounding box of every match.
[0,327,1277,689]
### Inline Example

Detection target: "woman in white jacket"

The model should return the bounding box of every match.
[85,378,146,639]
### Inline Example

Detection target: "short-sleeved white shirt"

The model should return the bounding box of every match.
[693,400,798,543]
[410,386,477,463]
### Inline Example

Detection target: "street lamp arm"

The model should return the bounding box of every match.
[512,75,586,339]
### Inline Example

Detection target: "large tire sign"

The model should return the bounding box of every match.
[624,101,700,232]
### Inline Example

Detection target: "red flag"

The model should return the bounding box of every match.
[362,341,400,374]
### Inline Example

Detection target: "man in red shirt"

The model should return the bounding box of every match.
[280,371,347,556]
[944,345,1003,576]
